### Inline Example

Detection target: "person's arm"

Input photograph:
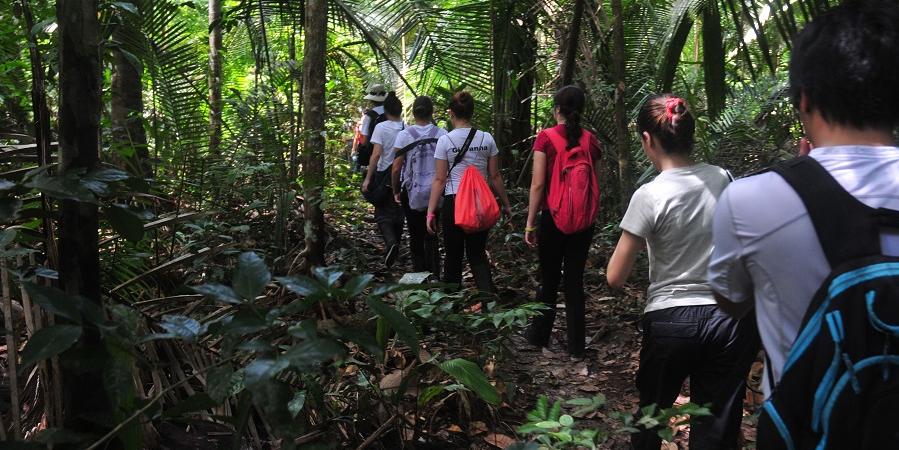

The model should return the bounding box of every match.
[525,151,547,248]
[709,187,755,319]
[607,231,646,289]
[362,143,382,192]
[391,150,405,203]
[714,292,754,318]
[488,155,512,217]
[426,159,449,234]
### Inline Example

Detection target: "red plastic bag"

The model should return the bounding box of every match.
[454,166,500,233]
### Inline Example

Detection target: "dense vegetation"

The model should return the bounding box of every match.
[0,0,832,448]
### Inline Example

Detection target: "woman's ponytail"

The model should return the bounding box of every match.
[553,85,586,149]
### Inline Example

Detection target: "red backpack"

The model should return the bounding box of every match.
[544,128,600,234]
[450,129,500,234]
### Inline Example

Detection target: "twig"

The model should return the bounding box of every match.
[355,414,398,450]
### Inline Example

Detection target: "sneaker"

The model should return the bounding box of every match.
[385,244,399,268]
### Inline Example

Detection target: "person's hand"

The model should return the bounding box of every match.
[502,205,513,219]
[362,178,370,193]
[525,227,538,248]
[799,137,814,156]
[426,213,438,235]
[394,192,402,205]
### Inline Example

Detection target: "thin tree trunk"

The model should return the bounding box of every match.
[611,0,630,210]
[208,0,223,156]
[301,0,327,268]
[703,1,727,120]
[288,25,299,182]
[57,0,110,439]
[560,0,586,86]
[491,0,510,164]
[18,0,58,270]
[111,1,150,179]
[724,0,757,81]
[740,0,776,75]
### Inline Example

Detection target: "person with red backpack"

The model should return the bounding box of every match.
[523,85,602,359]
[426,91,512,298]
[607,95,759,450]
[391,95,447,275]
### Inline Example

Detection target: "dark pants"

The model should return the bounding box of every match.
[401,190,440,274]
[441,195,495,293]
[632,305,759,450]
[526,212,594,356]
[374,190,404,251]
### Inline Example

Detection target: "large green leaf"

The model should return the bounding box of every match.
[366,297,419,351]
[105,204,145,243]
[23,283,83,323]
[276,275,323,297]
[192,283,242,304]
[283,338,345,371]
[20,325,82,368]
[233,252,271,300]
[437,358,500,405]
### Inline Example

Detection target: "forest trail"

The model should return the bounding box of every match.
[345,208,760,449]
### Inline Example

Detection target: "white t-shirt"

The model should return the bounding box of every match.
[620,163,731,313]
[709,146,899,397]
[434,128,499,195]
[393,124,447,154]
[370,120,406,172]
[359,106,385,137]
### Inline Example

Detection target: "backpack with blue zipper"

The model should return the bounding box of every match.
[757,156,899,449]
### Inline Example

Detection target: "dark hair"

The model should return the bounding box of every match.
[789,0,899,129]
[412,96,434,120]
[384,91,402,117]
[554,85,585,149]
[449,91,474,120]
[636,94,695,154]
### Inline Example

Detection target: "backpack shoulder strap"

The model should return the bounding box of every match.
[396,137,439,158]
[450,128,478,173]
[364,109,380,135]
[772,156,881,266]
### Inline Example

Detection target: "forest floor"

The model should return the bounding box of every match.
[343,208,762,450]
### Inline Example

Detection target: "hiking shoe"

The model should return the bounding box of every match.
[385,244,399,268]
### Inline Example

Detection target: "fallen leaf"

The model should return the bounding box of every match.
[445,424,463,433]
[469,421,488,436]
[484,433,515,448]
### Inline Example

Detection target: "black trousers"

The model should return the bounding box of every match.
[632,305,759,450]
[441,195,495,293]
[525,212,594,356]
[374,190,404,251]
[401,190,440,274]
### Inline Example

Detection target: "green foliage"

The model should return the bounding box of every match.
[516,394,711,449]
[437,358,500,405]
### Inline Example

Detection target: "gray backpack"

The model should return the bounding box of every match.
[398,126,440,211]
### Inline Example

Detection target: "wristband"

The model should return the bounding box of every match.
[525,226,537,232]
[427,213,436,219]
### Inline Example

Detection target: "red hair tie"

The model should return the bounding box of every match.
[665,97,685,120]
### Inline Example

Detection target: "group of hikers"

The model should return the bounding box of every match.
[354,2,899,449]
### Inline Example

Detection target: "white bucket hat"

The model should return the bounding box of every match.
[363,83,388,102]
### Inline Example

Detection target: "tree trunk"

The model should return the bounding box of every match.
[111,1,150,179]
[560,0,585,86]
[702,1,726,120]
[611,0,630,211]
[19,0,58,270]
[56,0,109,439]
[288,26,299,182]
[208,0,223,156]
[301,0,327,268]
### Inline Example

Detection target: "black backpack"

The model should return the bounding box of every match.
[757,156,899,449]
[356,109,386,167]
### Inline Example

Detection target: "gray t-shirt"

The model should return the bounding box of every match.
[434,128,499,195]
[709,146,899,397]
[620,163,731,313]
[370,120,406,172]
